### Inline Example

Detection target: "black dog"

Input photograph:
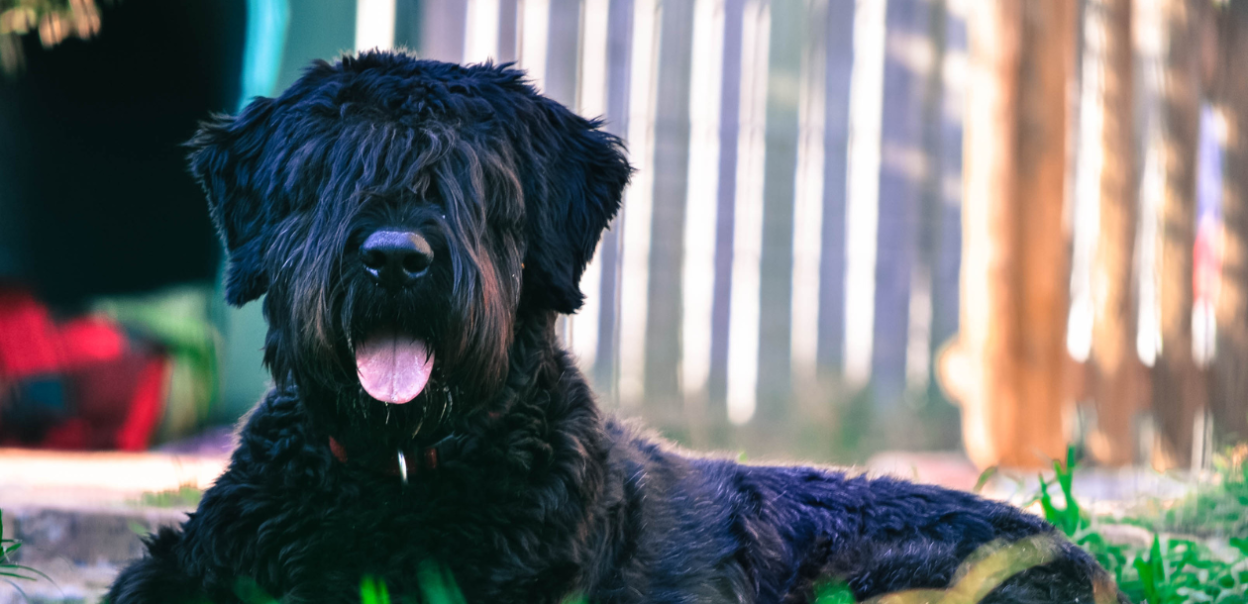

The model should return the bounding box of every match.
[108,52,1124,604]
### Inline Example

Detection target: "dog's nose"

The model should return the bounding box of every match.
[360,230,434,286]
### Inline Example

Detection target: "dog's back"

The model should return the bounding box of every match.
[595,421,1121,603]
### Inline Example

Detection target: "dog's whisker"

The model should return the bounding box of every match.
[410,412,424,440]
[436,385,451,428]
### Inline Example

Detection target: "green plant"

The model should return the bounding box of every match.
[233,576,278,604]
[813,579,856,604]
[95,288,221,438]
[357,565,592,604]
[360,575,392,604]
[972,466,998,494]
[1,509,53,601]
[1032,446,1248,604]
[1037,446,1085,538]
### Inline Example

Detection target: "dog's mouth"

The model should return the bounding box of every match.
[354,329,435,405]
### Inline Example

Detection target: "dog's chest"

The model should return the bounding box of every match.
[198,443,593,601]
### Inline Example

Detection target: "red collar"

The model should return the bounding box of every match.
[326,411,500,482]
[328,435,450,480]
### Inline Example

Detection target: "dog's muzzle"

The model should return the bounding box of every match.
[353,229,438,405]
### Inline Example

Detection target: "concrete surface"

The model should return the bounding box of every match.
[0,449,228,604]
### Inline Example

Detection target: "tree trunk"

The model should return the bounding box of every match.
[1150,0,1206,470]
[1087,0,1143,466]
[1211,1,1248,445]
[944,0,1077,469]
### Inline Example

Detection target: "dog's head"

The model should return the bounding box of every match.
[189,53,630,446]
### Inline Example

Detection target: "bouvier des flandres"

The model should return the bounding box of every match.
[108,52,1124,603]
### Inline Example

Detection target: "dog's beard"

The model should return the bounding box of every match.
[340,325,457,446]
[291,277,505,451]
[329,364,459,447]
[332,287,460,446]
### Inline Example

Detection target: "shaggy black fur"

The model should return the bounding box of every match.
[108,53,1126,604]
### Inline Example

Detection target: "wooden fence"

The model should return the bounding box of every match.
[227,0,1248,469]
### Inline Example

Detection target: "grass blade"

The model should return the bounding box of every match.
[972,467,998,494]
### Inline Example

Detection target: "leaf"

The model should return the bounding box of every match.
[360,575,391,604]
[128,521,150,537]
[1148,535,1164,570]
[233,576,279,604]
[1229,537,1248,558]
[813,579,855,604]
[1038,476,1055,518]
[3,563,53,584]
[417,561,466,604]
[1055,449,1082,535]
[973,466,998,494]
[1132,557,1159,604]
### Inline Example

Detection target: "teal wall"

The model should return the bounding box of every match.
[218,0,358,421]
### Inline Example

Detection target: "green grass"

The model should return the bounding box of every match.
[1025,446,1248,604]
[1148,445,1248,539]
[134,484,203,508]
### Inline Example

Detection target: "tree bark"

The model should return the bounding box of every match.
[1211,1,1248,445]
[1150,0,1206,470]
[945,0,1077,469]
[1087,0,1143,466]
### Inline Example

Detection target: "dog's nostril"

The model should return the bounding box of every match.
[402,253,431,274]
[360,230,434,285]
[362,249,388,271]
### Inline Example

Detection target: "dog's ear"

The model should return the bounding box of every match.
[187,98,280,306]
[522,100,632,314]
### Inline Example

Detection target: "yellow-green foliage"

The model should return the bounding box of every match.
[1039,447,1248,604]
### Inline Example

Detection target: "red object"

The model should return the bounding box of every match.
[60,317,128,367]
[0,285,168,450]
[0,288,62,377]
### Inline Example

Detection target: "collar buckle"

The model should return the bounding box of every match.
[396,449,409,485]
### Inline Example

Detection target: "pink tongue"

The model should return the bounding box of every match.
[354,333,434,404]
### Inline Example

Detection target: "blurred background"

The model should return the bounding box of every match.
[0,0,1244,473]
